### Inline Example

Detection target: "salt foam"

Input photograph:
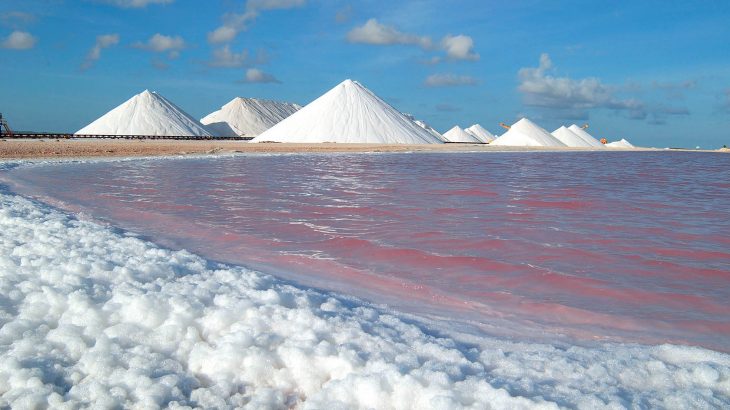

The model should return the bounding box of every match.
[0,184,728,408]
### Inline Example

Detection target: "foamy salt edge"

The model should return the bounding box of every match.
[1,182,729,408]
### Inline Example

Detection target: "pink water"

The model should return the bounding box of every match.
[6,152,730,350]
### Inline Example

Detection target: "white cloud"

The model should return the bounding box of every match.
[134,33,185,53]
[246,0,305,11]
[95,0,174,8]
[347,19,432,49]
[517,53,646,119]
[207,11,258,44]
[208,25,238,44]
[132,34,185,62]
[81,33,120,70]
[424,74,478,87]
[346,20,479,63]
[207,46,268,68]
[240,68,280,83]
[1,30,36,50]
[441,34,479,61]
[208,0,306,44]
[209,46,248,67]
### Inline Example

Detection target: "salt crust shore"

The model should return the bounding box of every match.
[2,139,717,160]
[1,165,730,408]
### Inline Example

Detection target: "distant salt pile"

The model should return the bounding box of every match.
[552,126,594,147]
[491,118,566,147]
[76,90,212,136]
[605,138,636,148]
[251,80,443,144]
[201,97,301,137]
[465,124,495,143]
[568,124,605,148]
[443,126,482,143]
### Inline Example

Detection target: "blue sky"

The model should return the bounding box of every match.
[2,0,729,147]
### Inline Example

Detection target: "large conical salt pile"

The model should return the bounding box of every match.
[567,124,605,148]
[490,118,566,147]
[552,126,593,147]
[201,97,301,137]
[443,126,482,143]
[76,90,212,136]
[465,124,495,143]
[605,138,635,148]
[251,80,443,144]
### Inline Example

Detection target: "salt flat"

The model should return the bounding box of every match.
[0,138,688,160]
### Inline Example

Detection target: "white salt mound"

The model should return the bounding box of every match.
[552,126,594,147]
[201,97,301,137]
[567,124,605,148]
[251,80,443,144]
[491,118,566,147]
[1,187,729,408]
[443,126,482,143]
[465,124,495,143]
[76,90,212,137]
[605,138,635,148]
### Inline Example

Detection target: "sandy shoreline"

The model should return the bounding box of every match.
[0,138,724,159]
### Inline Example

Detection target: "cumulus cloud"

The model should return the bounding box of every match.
[246,0,306,11]
[94,0,174,8]
[347,19,432,49]
[441,34,479,61]
[133,33,186,59]
[207,46,269,68]
[207,11,258,44]
[208,0,306,44]
[424,74,478,87]
[346,20,479,63]
[81,33,119,70]
[1,30,37,50]
[518,53,646,120]
[240,68,280,83]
